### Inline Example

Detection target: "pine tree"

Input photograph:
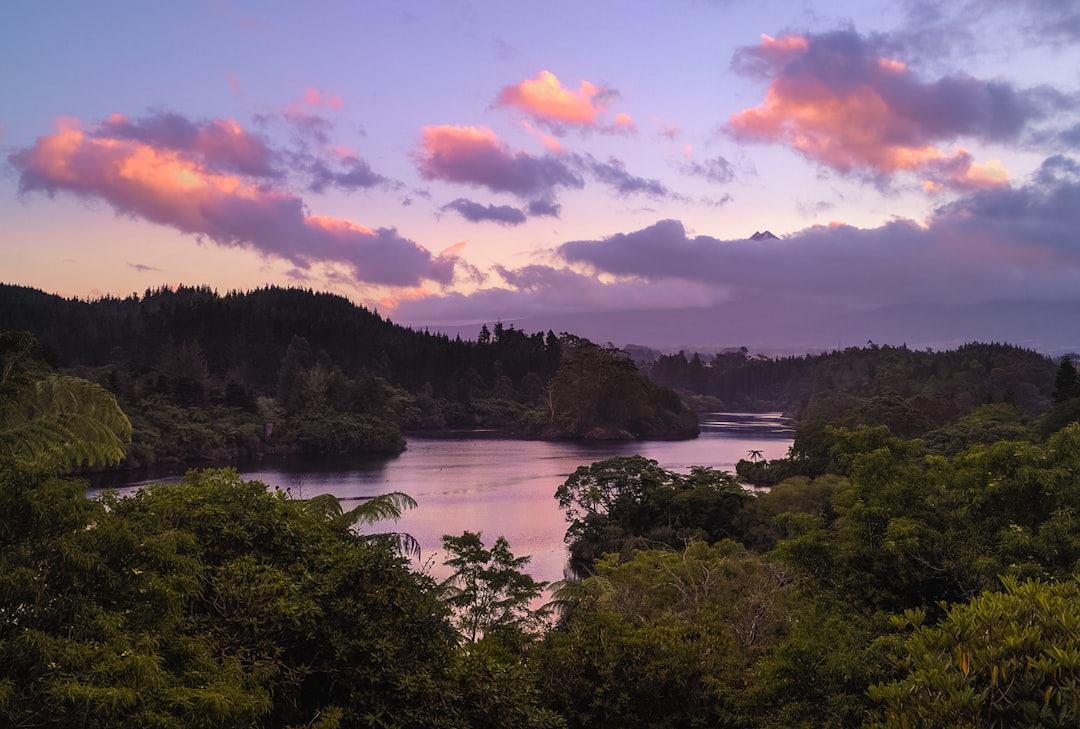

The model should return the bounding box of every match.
[1053,356,1078,402]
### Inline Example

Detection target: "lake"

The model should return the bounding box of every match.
[110,412,793,585]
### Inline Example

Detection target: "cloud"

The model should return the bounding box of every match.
[681,155,735,185]
[441,198,527,225]
[558,159,1080,306]
[496,70,614,128]
[384,156,1080,341]
[307,154,388,193]
[388,264,725,324]
[128,262,161,272]
[416,125,584,200]
[99,111,279,178]
[583,155,671,197]
[652,117,682,141]
[299,87,344,111]
[10,116,454,287]
[527,198,561,217]
[728,29,1045,190]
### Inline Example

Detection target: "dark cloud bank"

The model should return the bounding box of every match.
[396,156,1080,353]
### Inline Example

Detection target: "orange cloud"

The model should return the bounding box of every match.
[760,33,808,53]
[729,30,1027,192]
[440,240,468,258]
[496,70,632,133]
[877,57,906,73]
[614,112,636,130]
[732,85,946,174]
[12,117,453,287]
[498,70,606,124]
[379,286,433,311]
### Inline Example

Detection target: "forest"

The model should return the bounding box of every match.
[4,283,1080,727]
[0,284,697,470]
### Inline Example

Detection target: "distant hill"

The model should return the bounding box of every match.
[484,297,1080,356]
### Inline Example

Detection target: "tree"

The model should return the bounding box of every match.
[535,542,790,729]
[1053,356,1078,402]
[546,341,697,439]
[440,531,548,645]
[554,456,751,571]
[0,332,131,475]
[302,490,421,557]
[869,576,1080,728]
[2,467,480,728]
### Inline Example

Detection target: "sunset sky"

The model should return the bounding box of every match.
[4,1,1080,350]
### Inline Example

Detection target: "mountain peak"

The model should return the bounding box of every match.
[749,230,779,241]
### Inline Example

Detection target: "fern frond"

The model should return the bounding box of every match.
[339,492,418,527]
[0,375,132,472]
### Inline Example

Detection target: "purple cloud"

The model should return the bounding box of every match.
[681,155,735,185]
[583,155,671,197]
[416,125,584,199]
[527,198,562,217]
[729,29,1050,188]
[442,198,527,225]
[100,111,280,178]
[558,158,1080,306]
[307,155,388,193]
[10,116,455,287]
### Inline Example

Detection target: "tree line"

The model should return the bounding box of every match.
[0,284,696,470]
[646,341,1059,436]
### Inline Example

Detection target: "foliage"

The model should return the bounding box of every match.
[1,464,570,727]
[647,342,1055,437]
[773,424,1080,613]
[868,576,1080,728]
[535,541,791,728]
[303,490,420,557]
[440,531,549,646]
[0,332,131,474]
[554,455,751,570]
[545,338,698,439]
[0,285,698,469]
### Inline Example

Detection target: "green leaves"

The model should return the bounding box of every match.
[555,456,752,571]
[1,375,132,473]
[440,531,548,645]
[302,491,420,557]
[869,576,1080,728]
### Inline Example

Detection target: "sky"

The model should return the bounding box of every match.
[3,1,1080,351]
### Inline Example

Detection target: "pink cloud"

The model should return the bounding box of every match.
[226,74,243,98]
[496,70,633,133]
[300,87,344,111]
[99,111,279,178]
[497,70,608,123]
[613,112,636,132]
[521,121,565,153]
[728,30,1040,190]
[11,116,452,287]
[652,117,683,141]
[416,124,582,199]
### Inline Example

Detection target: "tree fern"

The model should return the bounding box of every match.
[0,374,132,473]
[302,491,421,557]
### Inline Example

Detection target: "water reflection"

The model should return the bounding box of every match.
[103,413,793,586]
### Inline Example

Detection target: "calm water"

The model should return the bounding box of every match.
[110,413,792,585]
